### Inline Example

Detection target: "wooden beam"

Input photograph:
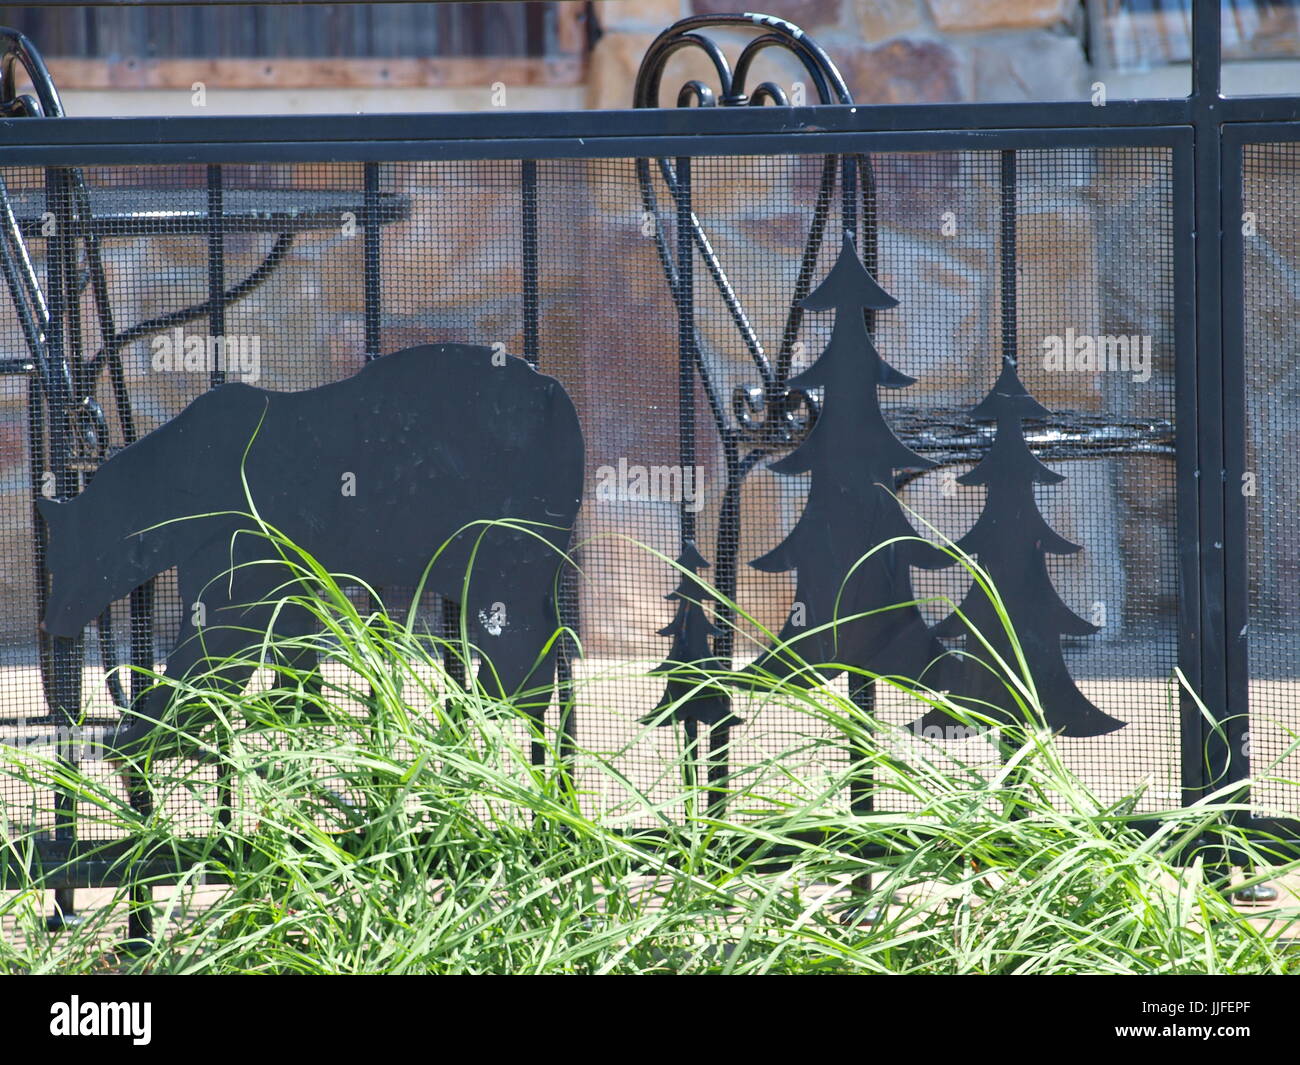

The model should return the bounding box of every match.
[46,56,585,91]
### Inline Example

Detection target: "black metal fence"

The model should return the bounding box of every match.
[0,9,1297,912]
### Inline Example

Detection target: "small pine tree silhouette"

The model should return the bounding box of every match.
[750,233,954,691]
[923,358,1124,737]
[643,541,742,729]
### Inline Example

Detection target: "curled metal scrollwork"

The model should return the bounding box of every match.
[69,396,109,472]
[634,13,853,110]
[732,382,819,446]
[633,13,875,679]
[633,13,873,451]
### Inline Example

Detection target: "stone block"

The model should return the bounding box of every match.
[837,38,963,105]
[968,29,1087,103]
[855,0,924,42]
[927,0,1074,32]
[600,0,686,33]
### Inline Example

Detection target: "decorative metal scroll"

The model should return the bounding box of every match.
[635,16,1129,742]
[37,344,585,754]
[633,12,876,751]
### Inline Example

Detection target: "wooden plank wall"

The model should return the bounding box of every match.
[0,2,589,90]
[0,3,568,59]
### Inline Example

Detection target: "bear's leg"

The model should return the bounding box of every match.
[108,608,267,760]
[108,546,286,760]
[262,600,326,718]
[467,557,564,722]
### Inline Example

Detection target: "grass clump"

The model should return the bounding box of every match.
[1,529,1297,974]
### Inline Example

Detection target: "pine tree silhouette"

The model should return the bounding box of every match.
[923,358,1124,737]
[643,541,742,729]
[750,233,954,690]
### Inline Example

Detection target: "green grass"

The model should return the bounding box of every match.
[1,525,1297,974]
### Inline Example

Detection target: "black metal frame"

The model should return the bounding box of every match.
[1,3,1297,899]
[627,13,1194,812]
[1221,121,1300,852]
[0,27,411,929]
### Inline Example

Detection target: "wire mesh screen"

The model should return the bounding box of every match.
[0,144,1184,850]
[1241,141,1300,821]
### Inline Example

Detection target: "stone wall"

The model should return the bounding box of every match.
[589,0,1088,110]
[0,5,1257,678]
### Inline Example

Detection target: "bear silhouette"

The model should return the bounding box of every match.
[37,343,585,755]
